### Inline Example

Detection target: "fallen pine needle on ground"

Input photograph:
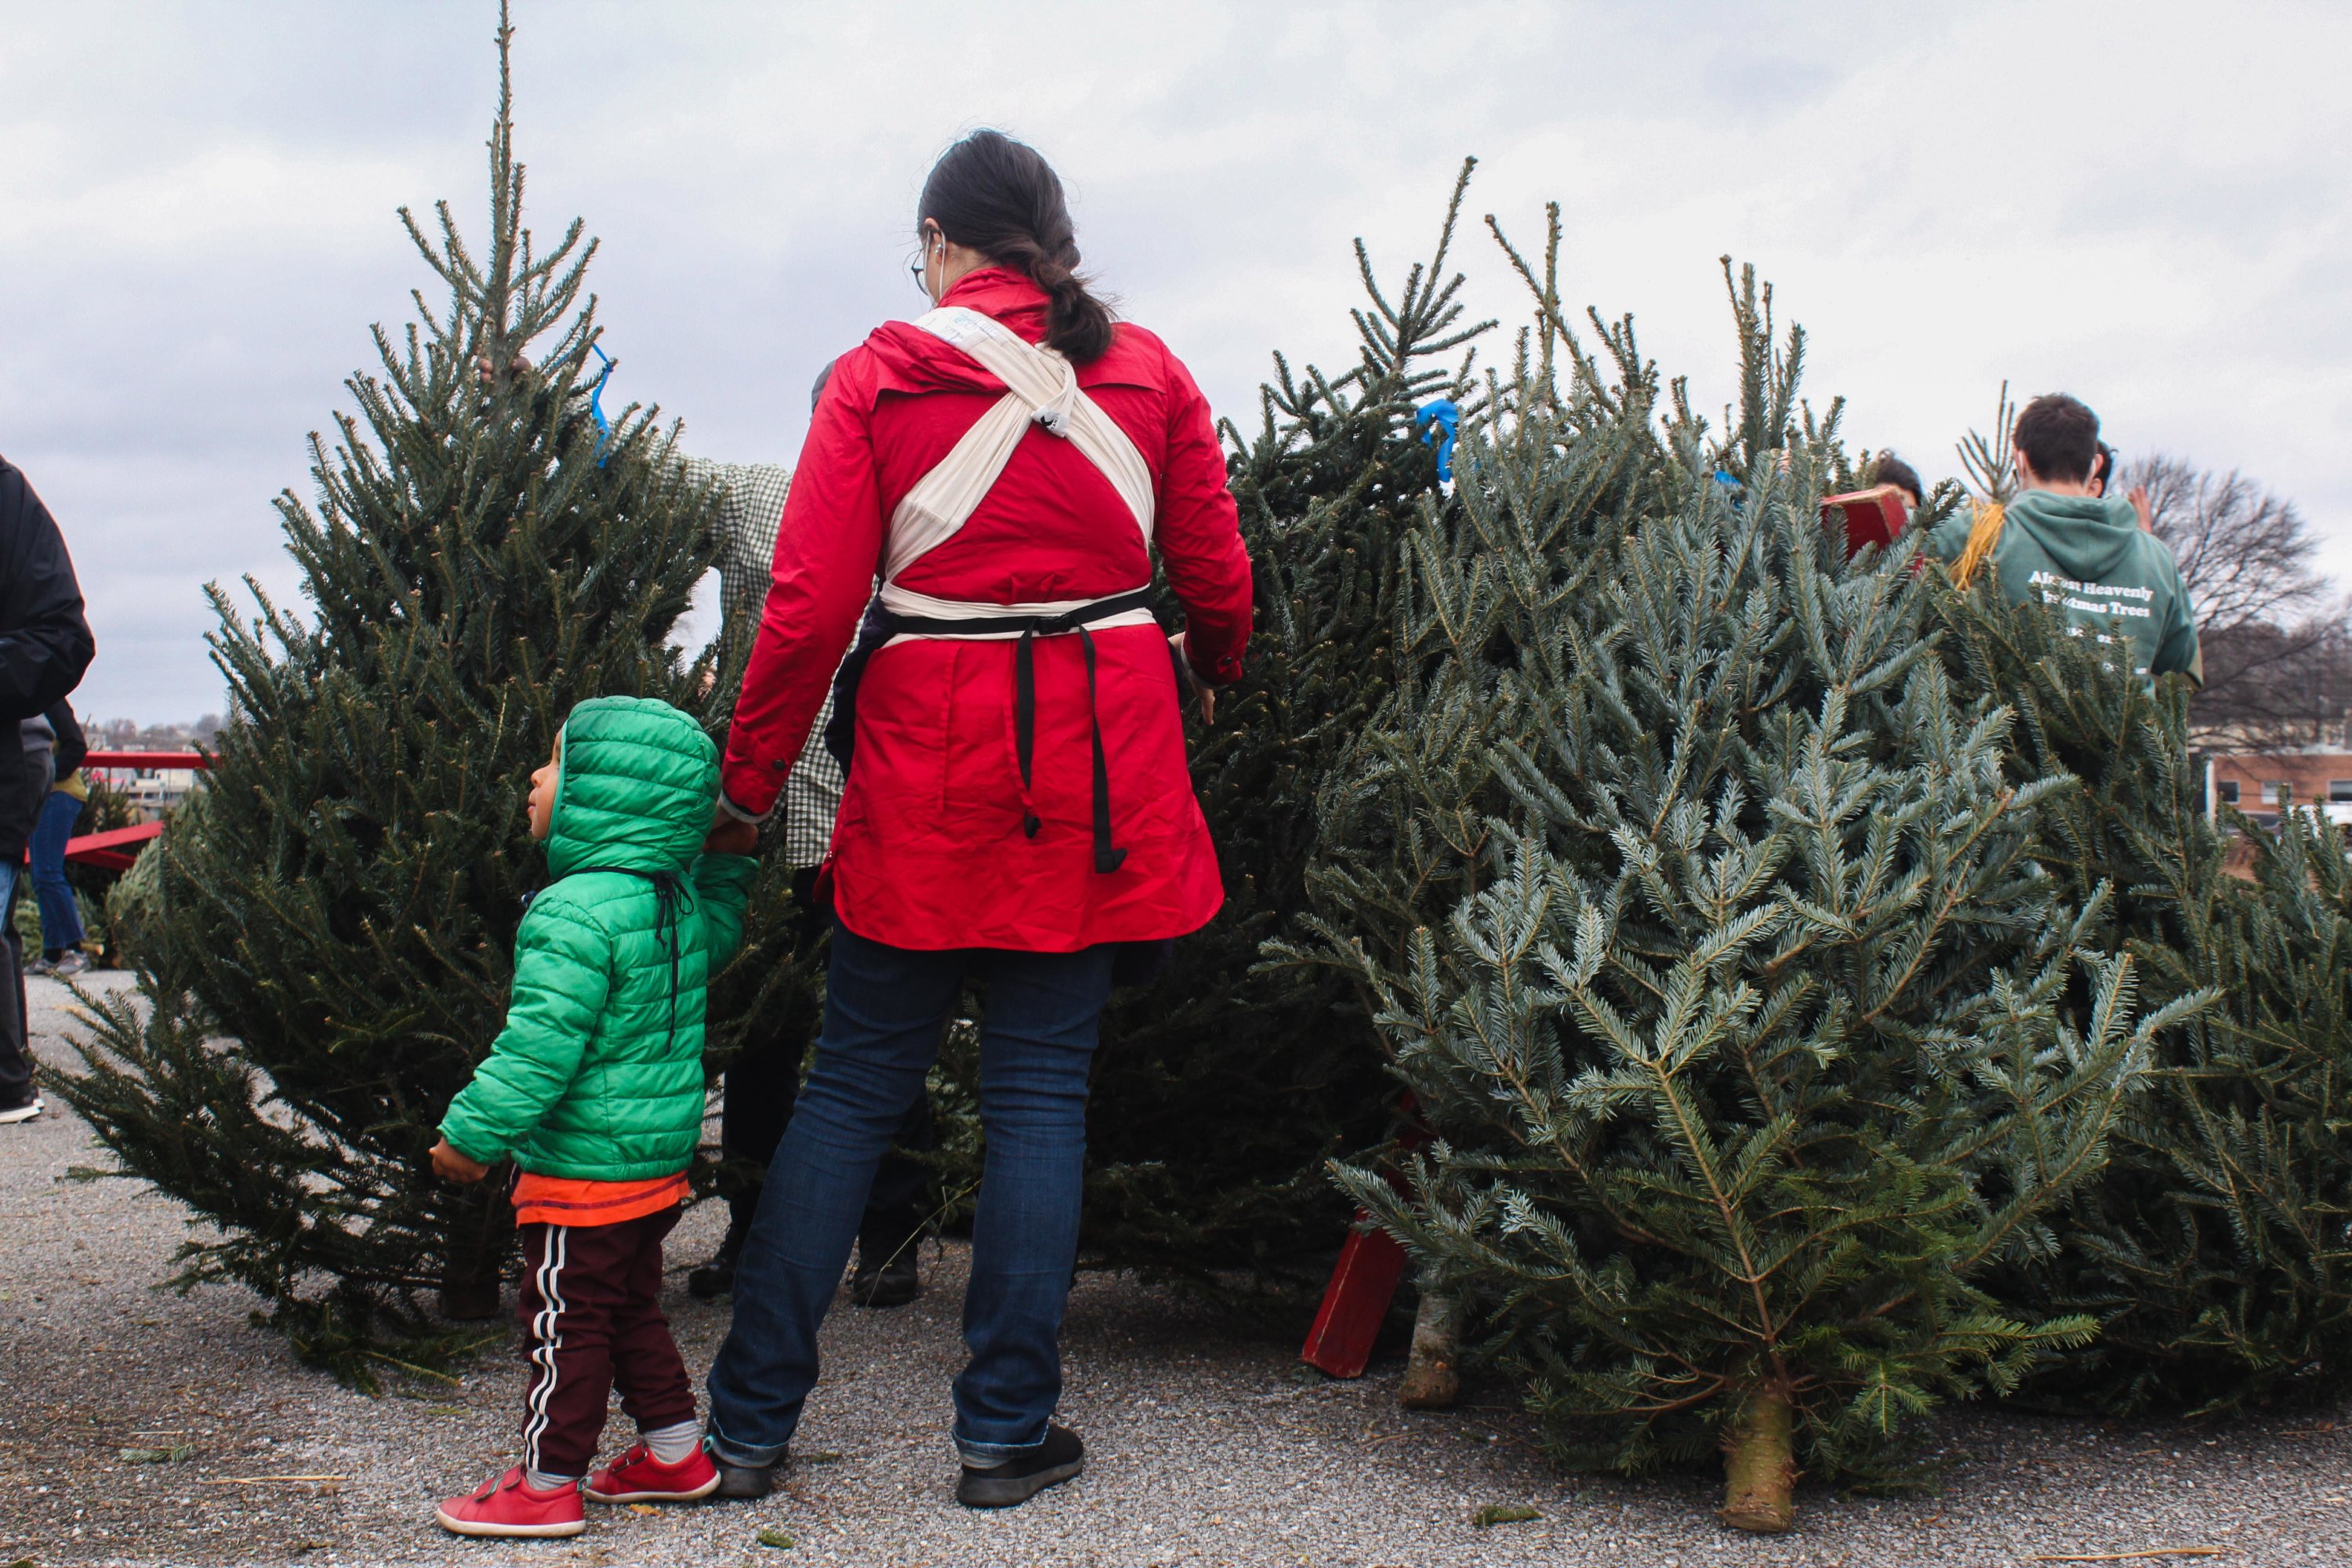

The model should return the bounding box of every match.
[2028,1549,2226,1563]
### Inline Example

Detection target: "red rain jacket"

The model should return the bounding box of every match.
[721,268,1254,952]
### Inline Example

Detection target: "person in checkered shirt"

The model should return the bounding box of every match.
[689,455,844,870]
[681,367,935,1307]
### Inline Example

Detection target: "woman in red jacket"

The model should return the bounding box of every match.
[703,130,1252,1509]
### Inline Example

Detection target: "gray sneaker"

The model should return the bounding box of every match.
[21,953,54,978]
[50,950,91,978]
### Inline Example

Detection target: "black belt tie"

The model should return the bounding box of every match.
[877,588,1152,874]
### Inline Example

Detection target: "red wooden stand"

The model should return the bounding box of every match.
[1821,485,1910,558]
[60,822,162,872]
[57,750,209,869]
[1298,1217,1410,1378]
[1298,1101,1429,1378]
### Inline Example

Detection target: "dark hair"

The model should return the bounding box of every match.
[919,129,1116,364]
[2091,441,2117,495]
[2012,394,2100,484]
[1872,452,1924,505]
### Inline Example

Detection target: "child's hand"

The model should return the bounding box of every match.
[430,1139,492,1184]
[704,808,760,857]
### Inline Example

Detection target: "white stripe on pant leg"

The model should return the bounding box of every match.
[521,1226,570,1475]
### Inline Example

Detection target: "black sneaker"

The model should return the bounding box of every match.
[956,1425,1083,1509]
[688,1211,750,1300]
[0,1093,43,1127]
[708,1446,785,1501]
[851,1245,920,1308]
[688,1251,737,1301]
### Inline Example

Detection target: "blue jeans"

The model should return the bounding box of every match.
[28,789,85,952]
[706,923,1115,1465]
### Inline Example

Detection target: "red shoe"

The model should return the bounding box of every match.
[585,1442,721,1504]
[434,1466,586,1537]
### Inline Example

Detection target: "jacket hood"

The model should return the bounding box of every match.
[861,268,1051,397]
[546,696,717,879]
[2004,490,2144,583]
[859,268,1144,397]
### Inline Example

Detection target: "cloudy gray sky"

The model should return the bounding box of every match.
[4,0,2346,723]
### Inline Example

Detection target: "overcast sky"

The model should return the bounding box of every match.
[3,0,2346,723]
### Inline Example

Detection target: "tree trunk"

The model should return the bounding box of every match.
[438,1186,513,1321]
[1399,1287,1461,1409]
[1718,1385,1797,1533]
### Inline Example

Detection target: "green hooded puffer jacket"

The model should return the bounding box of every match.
[439,695,757,1182]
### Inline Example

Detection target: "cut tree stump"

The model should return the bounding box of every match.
[1399,1286,1460,1408]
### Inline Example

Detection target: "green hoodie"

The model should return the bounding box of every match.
[438,696,757,1182]
[1927,491,2201,686]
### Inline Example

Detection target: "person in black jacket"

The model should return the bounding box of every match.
[0,456,96,1123]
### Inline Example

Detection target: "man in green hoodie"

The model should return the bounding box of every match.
[1928,393,2201,687]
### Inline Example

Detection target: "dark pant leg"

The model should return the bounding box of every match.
[951,944,1117,1460]
[718,1021,802,1227]
[704,924,964,1462]
[515,1221,641,1479]
[0,739,41,1109]
[605,1206,699,1435]
[715,867,829,1230]
[0,866,31,1108]
[859,1091,938,1265]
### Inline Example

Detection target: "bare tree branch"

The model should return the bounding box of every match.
[2121,454,2352,750]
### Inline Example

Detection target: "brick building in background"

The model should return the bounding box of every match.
[2206,748,2352,830]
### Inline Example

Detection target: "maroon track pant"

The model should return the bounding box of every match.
[516,1206,697,1477]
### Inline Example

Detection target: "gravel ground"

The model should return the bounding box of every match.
[6,972,2352,1567]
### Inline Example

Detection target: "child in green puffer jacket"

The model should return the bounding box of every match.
[426,696,758,1540]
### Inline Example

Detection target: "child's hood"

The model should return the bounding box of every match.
[546,696,717,880]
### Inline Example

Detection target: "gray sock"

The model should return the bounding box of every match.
[524,1468,578,1493]
[642,1420,701,1465]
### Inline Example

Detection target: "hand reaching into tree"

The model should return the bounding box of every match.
[1171,632,1216,725]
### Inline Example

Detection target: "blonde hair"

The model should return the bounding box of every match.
[1950,501,2006,590]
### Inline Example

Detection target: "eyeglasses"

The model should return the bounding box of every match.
[911,225,941,296]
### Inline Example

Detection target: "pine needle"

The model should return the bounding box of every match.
[2027,1549,2225,1563]
[364,1349,463,1385]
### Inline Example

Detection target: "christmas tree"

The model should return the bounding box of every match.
[1931,572,2352,1415]
[1321,261,2200,1529]
[1071,165,1492,1284]
[1301,205,1679,985]
[57,5,765,1383]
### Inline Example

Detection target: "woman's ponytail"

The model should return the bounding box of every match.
[918,130,1116,364]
